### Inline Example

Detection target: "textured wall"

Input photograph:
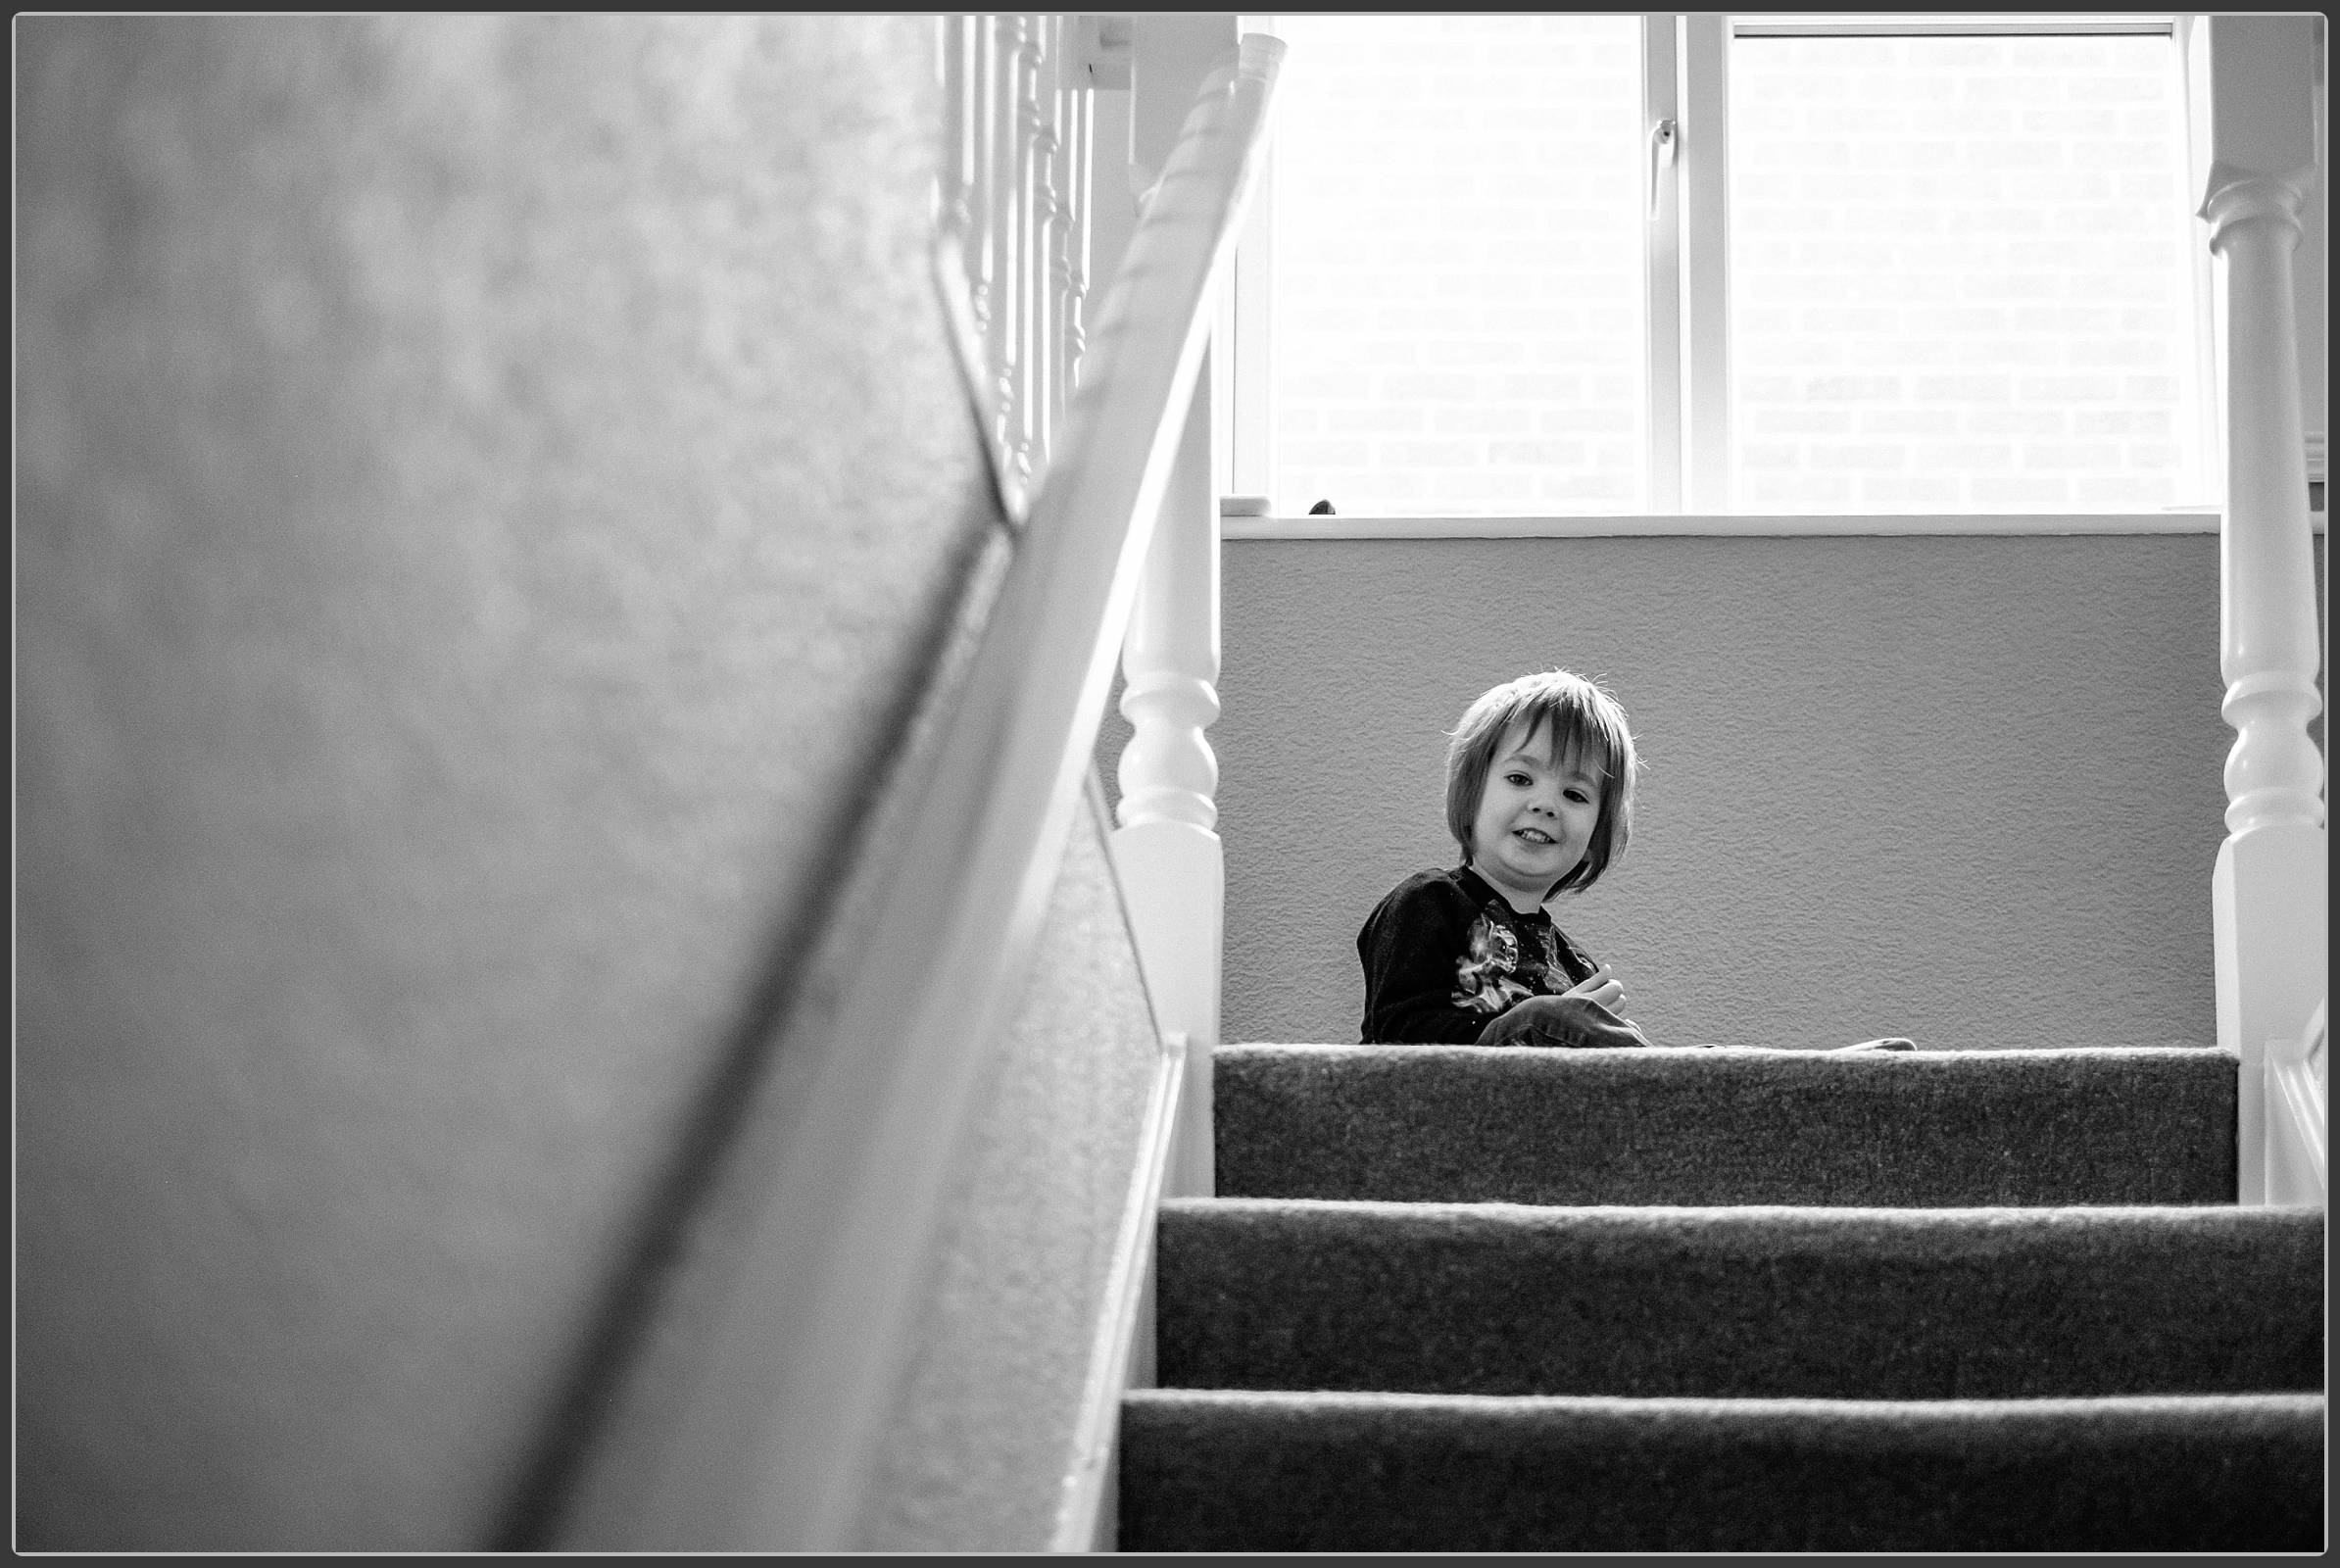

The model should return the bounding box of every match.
[18,16,999,1549]
[1216,532,2322,1053]
[855,785,1162,1551]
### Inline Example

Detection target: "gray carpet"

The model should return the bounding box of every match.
[1121,1389,2325,1551]
[1157,1200,2322,1398]
[1214,1045,2238,1205]
[1122,1044,2325,1551]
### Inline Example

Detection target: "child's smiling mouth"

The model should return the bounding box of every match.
[1515,827,1555,844]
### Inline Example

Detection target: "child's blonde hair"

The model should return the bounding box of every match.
[1445,669,1638,895]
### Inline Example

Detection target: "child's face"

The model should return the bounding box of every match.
[1470,718,1603,909]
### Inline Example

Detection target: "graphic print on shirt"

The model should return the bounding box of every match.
[1452,913,1536,1014]
[1451,907,1575,1016]
[1534,923,1564,979]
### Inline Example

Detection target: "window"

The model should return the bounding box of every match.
[1233,14,2213,516]
[1254,16,1648,514]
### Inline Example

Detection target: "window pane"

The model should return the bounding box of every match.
[1270,16,1645,514]
[1729,31,2202,512]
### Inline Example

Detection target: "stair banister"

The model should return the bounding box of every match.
[567,32,1282,1550]
[2190,15,2328,1206]
[1107,14,1259,1205]
[938,14,1099,519]
[1112,372,1224,1201]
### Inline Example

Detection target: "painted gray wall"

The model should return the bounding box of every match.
[1214,532,2323,1054]
[18,15,1006,1548]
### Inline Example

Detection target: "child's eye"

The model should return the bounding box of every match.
[1505,773,1532,787]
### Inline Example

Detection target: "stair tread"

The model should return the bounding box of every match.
[1156,1200,2321,1399]
[1215,1043,2240,1206]
[1128,1041,2318,1550]
[1119,1389,2326,1551]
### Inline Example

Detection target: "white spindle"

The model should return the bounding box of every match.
[938,19,969,250]
[2193,15,2327,1204]
[935,14,1115,517]
[1063,78,1094,392]
[1082,22,1135,387]
[1032,18,1063,480]
[1005,15,1042,495]
[968,18,998,346]
[989,16,1024,500]
[1048,17,1079,460]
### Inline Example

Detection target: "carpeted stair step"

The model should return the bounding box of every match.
[1156,1199,2322,1399]
[1117,1387,2326,1551]
[1215,1044,2238,1206]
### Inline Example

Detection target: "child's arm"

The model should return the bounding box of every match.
[1357,876,1493,1044]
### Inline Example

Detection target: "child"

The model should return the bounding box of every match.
[1357,669,1653,1049]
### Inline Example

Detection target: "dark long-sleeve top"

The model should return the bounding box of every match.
[1357,866,1601,1044]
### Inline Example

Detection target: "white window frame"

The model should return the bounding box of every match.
[1668,13,1733,514]
[1222,14,1278,503]
[1226,11,2240,526]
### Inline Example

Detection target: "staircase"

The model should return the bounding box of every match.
[1119,1044,2324,1551]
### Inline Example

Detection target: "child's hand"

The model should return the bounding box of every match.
[1560,962,1625,1012]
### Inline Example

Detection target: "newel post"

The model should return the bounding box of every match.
[2192,16,2327,1202]
[1116,378,1223,1200]
[1110,15,1242,1200]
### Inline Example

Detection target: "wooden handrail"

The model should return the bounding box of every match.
[570,33,1282,1550]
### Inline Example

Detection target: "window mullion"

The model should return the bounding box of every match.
[2175,15,2226,507]
[1226,101,1275,500]
[1644,16,1685,514]
[1682,13,1733,514]
[1221,15,1276,505]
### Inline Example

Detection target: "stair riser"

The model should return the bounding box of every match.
[1158,1202,2323,1399]
[1119,1392,2327,1552]
[1216,1046,2240,1206]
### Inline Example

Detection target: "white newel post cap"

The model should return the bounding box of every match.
[2193,15,2320,229]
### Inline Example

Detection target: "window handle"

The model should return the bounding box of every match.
[1649,118,1678,220]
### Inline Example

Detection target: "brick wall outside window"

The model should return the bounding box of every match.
[1730,33,2202,512]
[1270,16,1645,515]
[1264,21,2204,515]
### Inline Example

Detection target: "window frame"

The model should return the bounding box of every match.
[1227,11,2229,524]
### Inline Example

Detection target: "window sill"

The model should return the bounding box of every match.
[1219,510,2328,541]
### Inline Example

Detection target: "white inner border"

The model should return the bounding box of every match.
[1222,511,2329,539]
